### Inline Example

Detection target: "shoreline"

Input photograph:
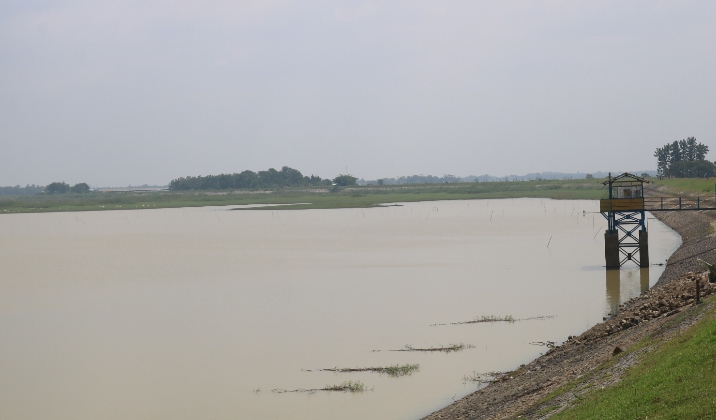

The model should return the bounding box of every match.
[422,203,716,419]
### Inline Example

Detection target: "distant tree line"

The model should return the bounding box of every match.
[0,183,91,196]
[654,137,716,177]
[361,174,462,185]
[168,167,356,191]
[45,182,91,194]
[0,184,46,196]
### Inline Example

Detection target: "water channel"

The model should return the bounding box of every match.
[0,198,681,419]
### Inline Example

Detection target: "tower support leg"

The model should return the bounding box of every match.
[605,231,620,269]
[639,230,649,268]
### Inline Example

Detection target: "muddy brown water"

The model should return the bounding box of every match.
[0,199,680,420]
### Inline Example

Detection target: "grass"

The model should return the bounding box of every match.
[314,364,420,377]
[472,314,516,323]
[272,380,368,394]
[383,343,475,353]
[432,314,554,326]
[0,179,608,214]
[546,297,716,419]
[463,370,504,384]
[322,381,367,392]
[652,177,716,195]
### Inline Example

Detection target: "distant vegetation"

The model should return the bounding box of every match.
[45,182,90,194]
[652,177,716,195]
[0,184,45,196]
[168,166,334,190]
[332,174,357,186]
[359,171,657,185]
[654,137,716,177]
[0,178,607,214]
[0,182,90,196]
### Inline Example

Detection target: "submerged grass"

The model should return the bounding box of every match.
[473,314,516,323]
[431,314,554,326]
[0,179,607,214]
[379,343,475,353]
[272,380,368,394]
[462,371,505,384]
[310,364,420,377]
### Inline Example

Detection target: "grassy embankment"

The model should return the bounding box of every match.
[542,296,716,419]
[0,178,607,214]
[651,177,716,195]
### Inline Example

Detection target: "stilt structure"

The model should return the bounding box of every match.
[598,173,716,269]
[600,173,649,269]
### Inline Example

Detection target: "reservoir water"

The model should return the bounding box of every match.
[0,198,680,420]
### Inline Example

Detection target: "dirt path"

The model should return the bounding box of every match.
[422,198,716,420]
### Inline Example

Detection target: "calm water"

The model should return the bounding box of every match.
[0,199,680,420]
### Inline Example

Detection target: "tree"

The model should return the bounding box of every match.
[654,145,671,177]
[45,182,70,194]
[654,138,710,177]
[377,179,384,185]
[168,166,328,190]
[667,160,716,178]
[585,174,594,179]
[71,183,91,193]
[333,174,357,186]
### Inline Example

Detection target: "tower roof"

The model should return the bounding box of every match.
[602,172,650,185]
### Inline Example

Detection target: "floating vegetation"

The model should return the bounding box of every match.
[374,343,474,353]
[272,380,368,394]
[462,371,505,384]
[474,315,516,323]
[306,364,420,377]
[431,314,555,326]
[529,341,556,348]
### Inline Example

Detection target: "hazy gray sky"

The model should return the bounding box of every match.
[1,1,715,186]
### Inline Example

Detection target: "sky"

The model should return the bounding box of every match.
[1,1,716,187]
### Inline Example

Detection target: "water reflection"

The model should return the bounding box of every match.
[604,268,650,316]
[640,267,650,293]
[605,269,621,316]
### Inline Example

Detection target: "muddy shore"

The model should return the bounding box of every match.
[422,201,716,420]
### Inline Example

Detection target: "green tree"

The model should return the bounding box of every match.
[70,183,91,193]
[654,138,710,177]
[45,182,70,194]
[168,166,328,191]
[667,160,716,178]
[333,174,357,186]
[377,179,384,185]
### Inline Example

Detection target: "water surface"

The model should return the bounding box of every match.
[0,199,680,419]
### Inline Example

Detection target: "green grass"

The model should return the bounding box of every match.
[376,364,420,377]
[652,178,716,195]
[272,380,368,394]
[472,314,516,323]
[316,363,420,377]
[391,343,475,353]
[0,179,608,214]
[549,299,716,419]
[322,381,366,392]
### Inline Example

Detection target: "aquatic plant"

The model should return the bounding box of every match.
[272,380,368,394]
[431,314,555,326]
[380,343,475,353]
[462,370,504,384]
[311,364,420,377]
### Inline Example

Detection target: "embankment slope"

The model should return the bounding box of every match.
[423,201,716,419]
